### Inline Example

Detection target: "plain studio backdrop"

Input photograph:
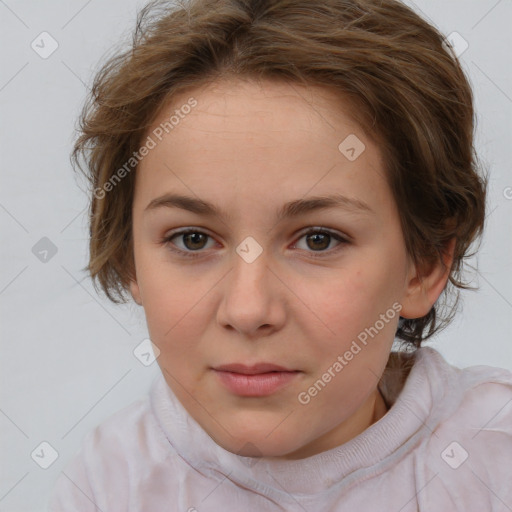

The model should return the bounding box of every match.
[0,0,511,510]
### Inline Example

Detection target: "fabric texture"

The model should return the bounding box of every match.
[47,347,512,511]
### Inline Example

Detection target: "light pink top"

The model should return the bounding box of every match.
[47,347,512,511]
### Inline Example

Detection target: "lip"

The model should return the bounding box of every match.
[212,363,301,397]
[213,362,295,374]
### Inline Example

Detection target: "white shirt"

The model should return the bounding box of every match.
[47,347,512,511]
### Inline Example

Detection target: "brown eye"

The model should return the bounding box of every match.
[162,229,215,258]
[181,232,209,250]
[294,228,349,257]
[305,232,331,251]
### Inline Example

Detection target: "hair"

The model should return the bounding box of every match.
[72,0,487,349]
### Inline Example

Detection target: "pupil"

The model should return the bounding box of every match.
[185,233,205,250]
[308,233,329,250]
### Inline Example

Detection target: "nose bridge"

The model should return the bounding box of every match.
[217,235,284,335]
[230,236,271,294]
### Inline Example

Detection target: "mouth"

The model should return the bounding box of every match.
[212,362,301,397]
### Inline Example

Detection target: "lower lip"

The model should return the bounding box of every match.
[213,370,300,396]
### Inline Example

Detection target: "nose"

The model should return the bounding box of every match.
[216,247,286,339]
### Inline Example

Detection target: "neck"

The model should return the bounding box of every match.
[278,387,389,460]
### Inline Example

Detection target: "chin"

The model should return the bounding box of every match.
[214,426,305,459]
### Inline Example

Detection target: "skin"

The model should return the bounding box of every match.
[129,77,453,460]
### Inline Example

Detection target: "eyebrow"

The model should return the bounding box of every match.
[144,192,374,220]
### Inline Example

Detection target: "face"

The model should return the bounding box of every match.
[130,78,434,459]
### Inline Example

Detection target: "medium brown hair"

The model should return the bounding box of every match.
[72,0,487,348]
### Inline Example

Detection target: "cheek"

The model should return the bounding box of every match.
[136,244,199,314]
[293,265,395,336]
[135,260,207,356]
[288,261,402,371]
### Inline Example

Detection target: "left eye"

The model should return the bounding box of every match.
[294,228,347,254]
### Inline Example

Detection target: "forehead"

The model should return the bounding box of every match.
[150,78,366,141]
[135,78,391,217]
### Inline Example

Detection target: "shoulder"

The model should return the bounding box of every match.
[418,352,512,505]
[75,384,176,475]
[420,348,512,445]
[426,350,512,432]
[83,395,164,458]
[48,389,172,511]
[431,361,512,451]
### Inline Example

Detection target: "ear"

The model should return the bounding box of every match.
[400,238,456,319]
[130,279,143,306]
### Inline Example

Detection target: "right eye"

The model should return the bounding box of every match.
[161,229,217,258]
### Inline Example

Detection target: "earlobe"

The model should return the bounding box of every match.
[400,238,456,319]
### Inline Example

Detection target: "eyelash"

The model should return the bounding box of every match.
[160,227,350,260]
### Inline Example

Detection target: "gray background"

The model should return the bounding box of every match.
[0,0,511,510]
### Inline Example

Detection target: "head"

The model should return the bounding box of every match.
[73,0,487,459]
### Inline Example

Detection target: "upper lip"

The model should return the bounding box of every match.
[213,363,298,375]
